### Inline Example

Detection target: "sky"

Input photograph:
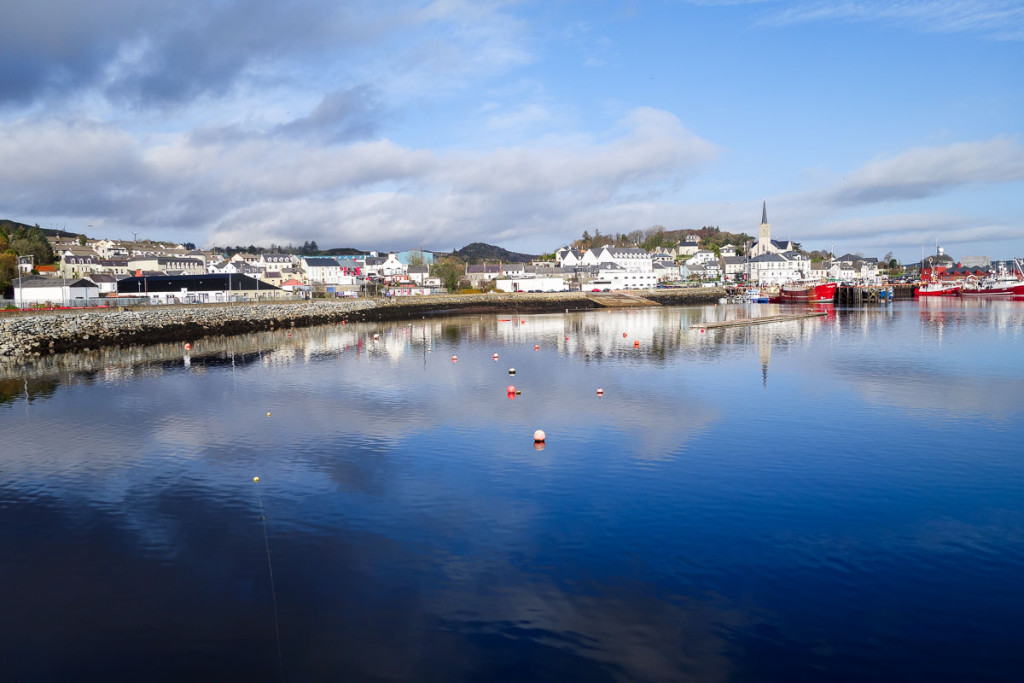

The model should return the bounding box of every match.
[0,0,1021,262]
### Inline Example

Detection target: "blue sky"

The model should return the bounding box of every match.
[0,0,1021,262]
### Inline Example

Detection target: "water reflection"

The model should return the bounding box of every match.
[2,301,1024,681]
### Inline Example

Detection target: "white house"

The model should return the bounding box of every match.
[378,252,407,278]
[746,252,809,284]
[302,257,346,285]
[596,247,653,273]
[556,248,585,268]
[594,263,657,290]
[688,250,719,266]
[722,256,746,281]
[13,275,100,307]
[495,277,568,293]
[652,261,680,282]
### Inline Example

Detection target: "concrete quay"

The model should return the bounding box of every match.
[1,289,724,362]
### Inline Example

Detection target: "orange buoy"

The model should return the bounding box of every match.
[507,385,516,393]
[184,342,191,350]
[634,340,639,348]
[534,344,539,350]
[451,355,458,362]
[622,332,627,338]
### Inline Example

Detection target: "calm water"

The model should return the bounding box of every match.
[2,300,1023,682]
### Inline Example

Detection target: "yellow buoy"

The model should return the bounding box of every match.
[266,412,271,417]
[253,476,260,483]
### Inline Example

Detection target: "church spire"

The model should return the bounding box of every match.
[761,200,768,225]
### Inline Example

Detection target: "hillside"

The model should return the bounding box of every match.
[455,242,536,264]
[1,219,81,239]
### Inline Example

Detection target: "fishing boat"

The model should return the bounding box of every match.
[914,281,961,297]
[779,281,837,303]
[960,259,1024,297]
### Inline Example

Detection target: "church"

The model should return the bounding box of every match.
[748,201,794,257]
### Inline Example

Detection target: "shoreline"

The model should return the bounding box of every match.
[1,288,724,362]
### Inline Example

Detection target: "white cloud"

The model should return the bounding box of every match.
[831,137,1024,205]
[0,108,717,252]
[756,1,1024,41]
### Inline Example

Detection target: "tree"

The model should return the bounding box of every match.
[77,235,87,246]
[408,249,425,267]
[0,252,17,290]
[430,259,463,293]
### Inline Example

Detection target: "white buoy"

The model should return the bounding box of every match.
[596,388,604,396]
[508,367,516,375]
[493,353,499,360]
[533,429,546,443]
[452,355,458,362]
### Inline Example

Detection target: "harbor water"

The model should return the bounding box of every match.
[2,299,1023,681]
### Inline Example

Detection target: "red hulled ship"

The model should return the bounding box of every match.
[779,281,838,303]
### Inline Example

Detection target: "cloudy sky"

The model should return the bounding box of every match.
[1,0,1021,260]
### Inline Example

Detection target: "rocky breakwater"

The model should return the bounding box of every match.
[0,288,726,362]
[0,300,374,362]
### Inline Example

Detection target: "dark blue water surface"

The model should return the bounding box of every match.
[2,300,1023,682]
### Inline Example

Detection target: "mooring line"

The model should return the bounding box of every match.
[255,477,285,683]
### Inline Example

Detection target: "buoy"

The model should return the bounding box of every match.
[184,342,191,350]
[452,355,458,362]
[634,340,639,348]
[507,385,516,393]
[622,332,627,338]
[596,388,604,396]
[493,353,499,360]
[266,412,271,417]
[565,336,569,341]
[508,368,516,375]
[521,320,526,325]
[534,344,539,350]
[700,328,705,333]
[253,476,260,483]
[515,390,521,395]
[373,333,379,340]
[287,332,292,337]
[533,429,546,443]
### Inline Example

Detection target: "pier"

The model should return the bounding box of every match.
[835,284,915,304]
[692,311,828,329]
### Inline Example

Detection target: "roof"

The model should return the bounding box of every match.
[761,200,768,225]
[302,257,341,267]
[14,276,97,289]
[116,274,281,293]
[748,253,789,263]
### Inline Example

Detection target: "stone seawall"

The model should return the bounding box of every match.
[1,289,723,362]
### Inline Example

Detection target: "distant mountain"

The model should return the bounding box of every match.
[455,242,537,264]
[321,247,369,256]
[1,219,81,239]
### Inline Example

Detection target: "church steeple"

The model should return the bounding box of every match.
[761,200,768,225]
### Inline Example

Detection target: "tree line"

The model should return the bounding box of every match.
[0,223,56,290]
